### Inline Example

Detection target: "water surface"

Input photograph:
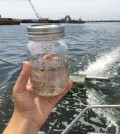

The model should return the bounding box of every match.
[0,22,120,134]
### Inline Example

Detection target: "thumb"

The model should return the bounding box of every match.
[13,61,30,94]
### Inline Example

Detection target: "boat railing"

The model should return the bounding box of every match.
[61,105,120,134]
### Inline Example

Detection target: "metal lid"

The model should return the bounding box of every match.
[27,24,64,40]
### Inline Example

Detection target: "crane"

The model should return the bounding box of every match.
[28,0,41,20]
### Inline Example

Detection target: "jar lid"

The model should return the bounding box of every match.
[27,24,64,40]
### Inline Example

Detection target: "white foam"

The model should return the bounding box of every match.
[79,47,120,76]
[86,87,119,133]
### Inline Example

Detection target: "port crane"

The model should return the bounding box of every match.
[28,0,41,20]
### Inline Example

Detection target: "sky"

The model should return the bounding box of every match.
[0,0,120,20]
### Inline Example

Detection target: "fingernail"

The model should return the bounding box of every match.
[23,61,27,69]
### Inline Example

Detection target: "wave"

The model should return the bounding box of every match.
[79,47,120,77]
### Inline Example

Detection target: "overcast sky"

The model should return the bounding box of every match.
[0,0,120,20]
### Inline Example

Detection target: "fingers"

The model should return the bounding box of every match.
[13,61,30,94]
[42,54,59,60]
[42,54,52,60]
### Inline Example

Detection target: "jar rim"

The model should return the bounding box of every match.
[27,24,64,37]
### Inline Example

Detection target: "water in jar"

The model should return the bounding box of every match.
[30,58,69,96]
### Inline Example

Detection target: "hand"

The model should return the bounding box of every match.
[13,61,73,130]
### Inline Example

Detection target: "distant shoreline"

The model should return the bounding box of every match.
[86,20,120,22]
[20,19,120,23]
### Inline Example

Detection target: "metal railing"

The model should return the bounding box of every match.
[61,105,120,134]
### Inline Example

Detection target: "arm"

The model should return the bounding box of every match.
[3,61,73,134]
[3,61,39,134]
[3,112,38,134]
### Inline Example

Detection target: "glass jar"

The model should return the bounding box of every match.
[27,24,69,96]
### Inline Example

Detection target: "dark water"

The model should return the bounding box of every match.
[0,23,120,134]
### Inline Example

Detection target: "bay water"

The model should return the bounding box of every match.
[0,22,120,133]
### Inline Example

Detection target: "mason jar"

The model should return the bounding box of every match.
[27,24,69,96]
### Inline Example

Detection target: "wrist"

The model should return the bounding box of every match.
[3,111,39,134]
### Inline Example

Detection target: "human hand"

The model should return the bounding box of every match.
[13,61,73,130]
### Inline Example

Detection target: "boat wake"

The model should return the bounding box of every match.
[78,47,120,133]
[79,47,120,77]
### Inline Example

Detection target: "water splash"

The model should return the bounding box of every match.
[79,47,120,76]
[79,47,120,133]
